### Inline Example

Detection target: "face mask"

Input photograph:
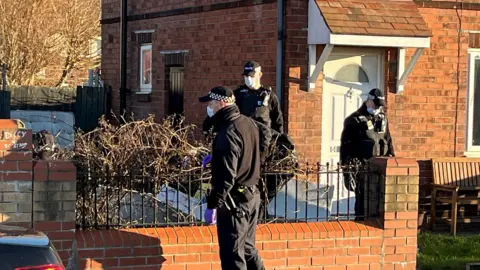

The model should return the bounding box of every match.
[367,107,380,115]
[207,106,214,118]
[244,76,256,89]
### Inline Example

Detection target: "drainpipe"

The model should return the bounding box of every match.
[119,0,128,114]
[276,0,285,109]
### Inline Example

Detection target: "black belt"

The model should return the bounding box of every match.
[234,185,257,194]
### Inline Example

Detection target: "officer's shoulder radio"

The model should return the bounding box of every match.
[258,86,271,107]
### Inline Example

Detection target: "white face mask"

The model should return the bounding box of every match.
[367,107,380,115]
[244,76,256,89]
[207,106,214,118]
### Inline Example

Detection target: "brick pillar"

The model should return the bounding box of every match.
[372,157,419,270]
[33,161,77,266]
[0,119,33,225]
[0,119,77,266]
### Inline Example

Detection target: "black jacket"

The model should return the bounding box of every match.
[340,102,395,165]
[206,105,264,209]
[203,85,284,136]
[234,85,284,134]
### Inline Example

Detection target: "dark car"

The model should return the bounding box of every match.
[0,224,65,270]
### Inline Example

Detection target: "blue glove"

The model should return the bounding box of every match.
[204,208,217,225]
[201,154,212,168]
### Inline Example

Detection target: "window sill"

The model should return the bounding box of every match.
[463,151,480,158]
[135,91,152,102]
[136,90,152,95]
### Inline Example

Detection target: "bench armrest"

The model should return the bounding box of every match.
[432,183,459,192]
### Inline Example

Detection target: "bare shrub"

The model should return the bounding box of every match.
[56,113,301,227]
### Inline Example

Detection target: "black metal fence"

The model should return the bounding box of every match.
[76,164,382,230]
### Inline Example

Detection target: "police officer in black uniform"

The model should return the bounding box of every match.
[199,86,266,270]
[234,60,284,135]
[340,88,395,219]
[203,61,294,219]
[203,61,284,137]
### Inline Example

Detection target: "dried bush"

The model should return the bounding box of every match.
[56,113,302,228]
[70,114,208,178]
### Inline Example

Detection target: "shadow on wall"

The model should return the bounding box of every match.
[76,229,166,269]
[417,159,433,213]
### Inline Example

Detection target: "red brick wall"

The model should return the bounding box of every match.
[101,0,241,21]
[393,7,480,210]
[101,2,278,128]
[283,0,321,161]
[76,220,415,270]
[386,7,477,159]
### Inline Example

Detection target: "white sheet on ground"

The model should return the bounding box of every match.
[267,175,356,220]
[155,173,357,222]
[156,185,208,222]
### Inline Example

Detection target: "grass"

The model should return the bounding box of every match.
[418,232,480,270]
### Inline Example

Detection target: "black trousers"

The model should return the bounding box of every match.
[354,179,365,219]
[257,174,290,220]
[216,192,265,270]
[344,172,366,220]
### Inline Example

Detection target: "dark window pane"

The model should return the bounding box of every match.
[472,59,480,145]
[168,66,184,116]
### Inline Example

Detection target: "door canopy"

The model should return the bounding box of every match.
[308,0,432,93]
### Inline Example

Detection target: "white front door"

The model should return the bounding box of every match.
[319,48,383,217]
[321,49,383,166]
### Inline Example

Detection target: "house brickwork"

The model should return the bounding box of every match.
[100,0,480,210]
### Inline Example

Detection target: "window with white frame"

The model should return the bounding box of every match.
[466,49,480,154]
[140,44,152,93]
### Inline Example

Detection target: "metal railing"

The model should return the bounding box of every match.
[76,163,381,229]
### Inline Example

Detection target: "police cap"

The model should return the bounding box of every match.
[368,88,386,107]
[243,60,261,76]
[199,86,235,103]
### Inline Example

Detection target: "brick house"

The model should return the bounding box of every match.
[100,0,480,206]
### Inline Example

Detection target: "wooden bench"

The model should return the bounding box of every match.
[431,158,480,235]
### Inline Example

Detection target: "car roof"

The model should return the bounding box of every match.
[0,224,50,247]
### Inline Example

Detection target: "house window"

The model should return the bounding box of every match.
[466,50,480,154]
[334,64,370,83]
[140,44,152,93]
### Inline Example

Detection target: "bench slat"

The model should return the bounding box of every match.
[431,158,480,236]
[475,163,480,186]
[432,158,480,187]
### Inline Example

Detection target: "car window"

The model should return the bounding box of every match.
[0,244,61,270]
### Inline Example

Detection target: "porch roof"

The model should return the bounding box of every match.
[308,0,432,48]
[307,0,432,93]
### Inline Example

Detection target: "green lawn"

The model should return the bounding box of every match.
[418,232,480,270]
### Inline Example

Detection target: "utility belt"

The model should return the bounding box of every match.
[231,185,258,203]
[225,185,258,218]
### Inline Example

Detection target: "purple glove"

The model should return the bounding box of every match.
[201,154,212,168]
[204,208,217,225]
